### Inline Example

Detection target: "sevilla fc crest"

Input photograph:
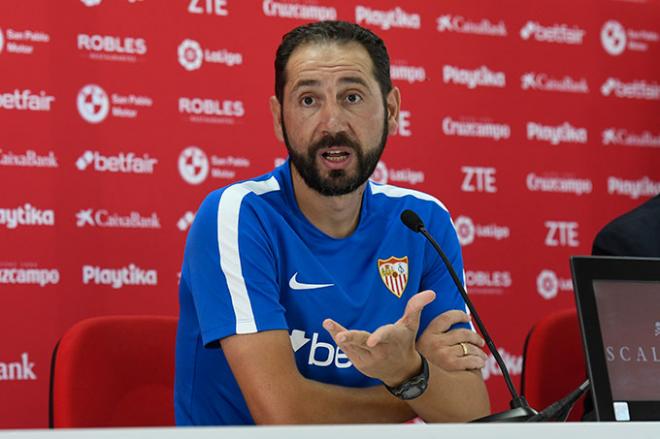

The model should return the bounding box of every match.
[378,256,409,298]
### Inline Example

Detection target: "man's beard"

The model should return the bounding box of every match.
[282,113,388,197]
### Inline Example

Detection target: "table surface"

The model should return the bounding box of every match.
[2,422,660,439]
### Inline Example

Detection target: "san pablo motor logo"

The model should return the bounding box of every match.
[378,256,409,298]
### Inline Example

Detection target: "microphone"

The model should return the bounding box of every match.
[526,379,590,422]
[401,209,537,422]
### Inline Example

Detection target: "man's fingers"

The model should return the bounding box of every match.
[322,318,347,340]
[426,309,471,333]
[457,356,487,370]
[444,329,486,347]
[400,290,436,330]
[366,324,395,347]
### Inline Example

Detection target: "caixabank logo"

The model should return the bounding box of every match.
[521,72,588,94]
[602,128,660,148]
[0,353,37,381]
[77,84,153,123]
[436,14,507,37]
[177,38,242,71]
[76,208,161,229]
[0,148,58,169]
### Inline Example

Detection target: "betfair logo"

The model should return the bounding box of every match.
[290,329,352,368]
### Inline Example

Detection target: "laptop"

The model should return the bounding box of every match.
[570,256,660,421]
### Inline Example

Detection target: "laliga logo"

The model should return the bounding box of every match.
[81,0,102,6]
[601,20,627,56]
[454,216,475,246]
[370,161,388,184]
[178,39,203,71]
[536,269,559,300]
[77,84,109,123]
[178,146,209,185]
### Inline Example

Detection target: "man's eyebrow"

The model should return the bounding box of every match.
[338,76,370,88]
[291,79,320,93]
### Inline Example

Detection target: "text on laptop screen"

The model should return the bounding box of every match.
[592,280,660,401]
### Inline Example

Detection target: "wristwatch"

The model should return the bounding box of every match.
[384,353,429,400]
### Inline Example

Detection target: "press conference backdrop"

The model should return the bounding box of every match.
[1,0,659,429]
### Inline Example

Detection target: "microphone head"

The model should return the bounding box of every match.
[400,209,424,232]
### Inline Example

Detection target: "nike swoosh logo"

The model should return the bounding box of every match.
[288,272,334,290]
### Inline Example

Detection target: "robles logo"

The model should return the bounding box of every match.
[0,204,54,229]
[262,0,336,21]
[465,270,512,295]
[76,150,157,174]
[82,264,158,289]
[77,33,147,63]
[177,38,242,71]
[178,96,245,125]
[355,6,420,31]
[602,128,660,148]
[520,21,585,44]
[600,78,660,101]
[536,269,572,300]
[521,72,588,94]
[436,15,507,37]
[454,215,509,247]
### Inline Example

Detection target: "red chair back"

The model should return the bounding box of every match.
[49,315,178,428]
[521,308,587,421]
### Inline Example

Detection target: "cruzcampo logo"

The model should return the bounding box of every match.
[378,256,409,298]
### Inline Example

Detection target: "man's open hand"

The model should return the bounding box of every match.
[323,290,435,387]
[417,310,488,371]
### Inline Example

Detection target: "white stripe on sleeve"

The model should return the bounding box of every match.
[217,177,280,334]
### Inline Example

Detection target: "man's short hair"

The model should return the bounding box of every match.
[274,20,392,104]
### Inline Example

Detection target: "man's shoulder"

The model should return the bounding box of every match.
[368,181,451,217]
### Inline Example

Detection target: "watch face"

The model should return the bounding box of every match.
[401,385,424,400]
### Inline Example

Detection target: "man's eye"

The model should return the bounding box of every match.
[346,94,363,104]
[301,96,315,106]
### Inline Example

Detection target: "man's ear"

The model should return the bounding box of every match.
[269,96,284,142]
[386,87,401,135]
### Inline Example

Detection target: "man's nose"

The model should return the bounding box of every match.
[318,100,346,133]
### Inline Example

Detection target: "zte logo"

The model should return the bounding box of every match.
[544,221,579,247]
[461,166,497,193]
[290,330,352,368]
[188,0,228,15]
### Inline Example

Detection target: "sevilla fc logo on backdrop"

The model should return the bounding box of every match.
[378,256,409,298]
[77,84,109,123]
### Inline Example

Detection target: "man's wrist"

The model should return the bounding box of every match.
[382,352,423,388]
[383,352,429,400]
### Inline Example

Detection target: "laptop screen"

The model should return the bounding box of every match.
[570,256,660,422]
[593,280,660,403]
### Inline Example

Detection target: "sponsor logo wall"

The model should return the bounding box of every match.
[0,0,658,428]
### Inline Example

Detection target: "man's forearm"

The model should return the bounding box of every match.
[405,365,490,422]
[252,377,415,424]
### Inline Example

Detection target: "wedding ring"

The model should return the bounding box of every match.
[459,342,469,356]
